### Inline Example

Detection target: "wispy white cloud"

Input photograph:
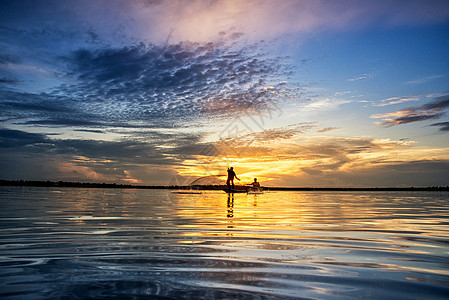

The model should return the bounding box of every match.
[405,75,444,85]
[347,73,372,82]
[335,91,352,96]
[303,98,352,111]
[373,96,420,107]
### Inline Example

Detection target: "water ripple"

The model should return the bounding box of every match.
[0,187,448,299]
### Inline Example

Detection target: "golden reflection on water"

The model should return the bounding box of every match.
[171,191,377,232]
[29,188,449,277]
[171,191,448,232]
[169,191,449,275]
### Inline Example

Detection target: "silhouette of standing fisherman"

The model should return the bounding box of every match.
[226,167,240,190]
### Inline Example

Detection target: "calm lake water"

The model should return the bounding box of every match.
[0,187,448,299]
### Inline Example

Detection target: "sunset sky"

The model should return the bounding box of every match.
[1,0,448,187]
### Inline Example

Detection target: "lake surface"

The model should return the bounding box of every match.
[0,187,448,299]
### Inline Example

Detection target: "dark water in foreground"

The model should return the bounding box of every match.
[0,187,448,299]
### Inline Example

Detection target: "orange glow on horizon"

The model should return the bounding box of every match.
[122,178,143,184]
[174,136,449,187]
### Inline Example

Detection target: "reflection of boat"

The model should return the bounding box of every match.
[223,188,247,193]
[223,185,248,193]
[223,186,264,194]
[171,189,202,194]
[247,187,264,194]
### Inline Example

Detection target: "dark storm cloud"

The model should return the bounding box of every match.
[55,130,204,165]
[0,128,204,166]
[0,127,199,183]
[372,94,449,128]
[0,90,72,113]
[54,139,173,165]
[0,90,98,127]
[0,128,49,148]
[0,77,19,85]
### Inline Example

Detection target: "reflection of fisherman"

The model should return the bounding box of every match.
[226,167,240,190]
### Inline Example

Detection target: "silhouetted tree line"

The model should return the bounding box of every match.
[0,180,166,189]
[267,186,449,191]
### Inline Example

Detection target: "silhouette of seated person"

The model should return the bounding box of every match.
[250,178,260,188]
[226,167,240,190]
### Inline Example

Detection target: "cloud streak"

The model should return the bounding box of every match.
[347,73,372,82]
[405,75,444,85]
[371,94,449,127]
[373,96,420,107]
[430,121,449,132]
[317,127,340,133]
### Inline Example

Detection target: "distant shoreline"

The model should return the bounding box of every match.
[1,180,448,191]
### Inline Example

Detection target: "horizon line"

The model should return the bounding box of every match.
[1,179,448,191]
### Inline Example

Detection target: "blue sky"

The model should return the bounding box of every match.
[1,0,448,187]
